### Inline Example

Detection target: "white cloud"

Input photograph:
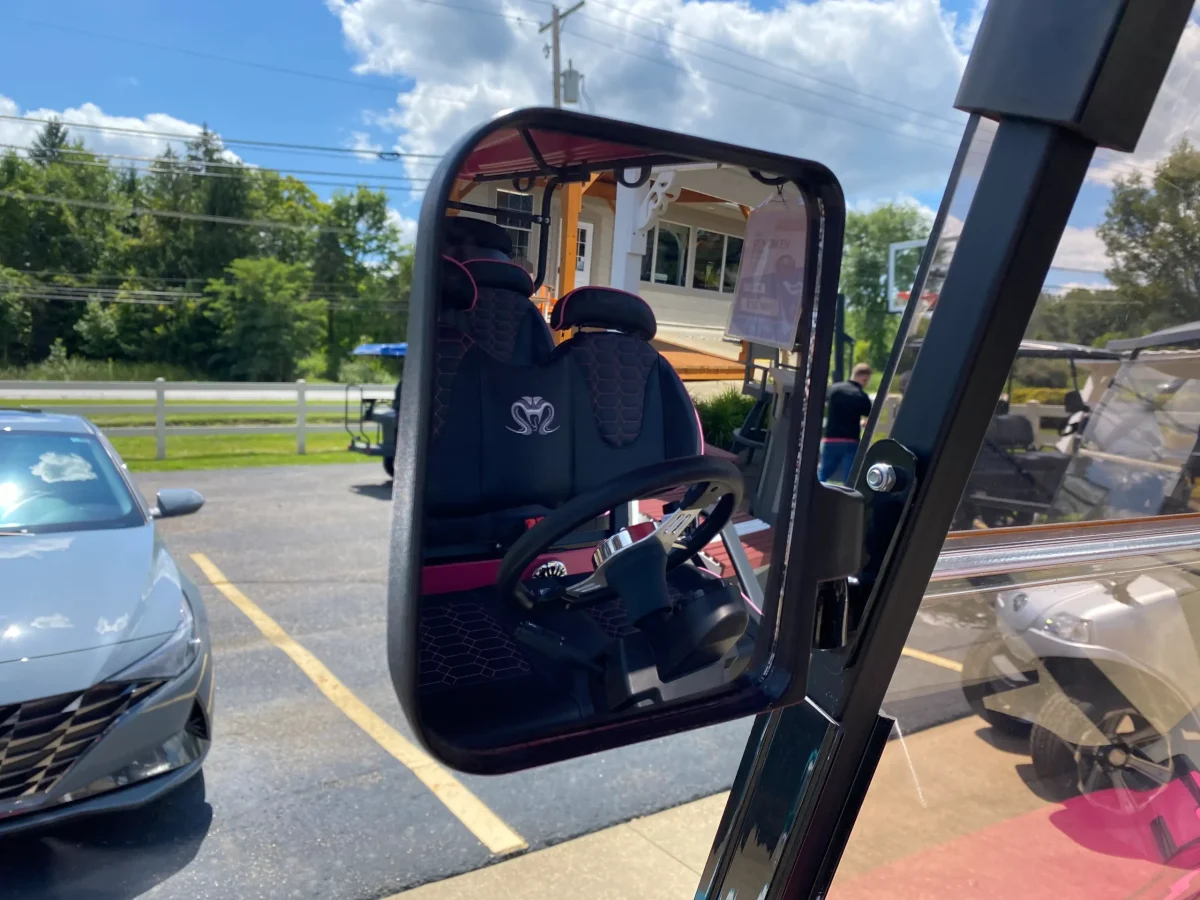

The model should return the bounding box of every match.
[387,207,418,245]
[1051,225,1109,275]
[31,452,96,484]
[349,130,383,160]
[0,94,228,163]
[327,0,973,200]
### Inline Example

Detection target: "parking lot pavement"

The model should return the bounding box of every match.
[0,463,984,899]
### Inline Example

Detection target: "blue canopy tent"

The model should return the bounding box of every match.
[346,343,406,476]
[352,342,408,358]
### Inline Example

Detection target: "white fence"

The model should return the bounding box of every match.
[0,379,397,460]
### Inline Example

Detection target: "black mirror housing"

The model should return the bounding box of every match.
[386,107,849,773]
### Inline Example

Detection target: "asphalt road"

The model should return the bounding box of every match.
[0,464,978,900]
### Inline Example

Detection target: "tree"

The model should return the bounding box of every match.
[840,202,931,370]
[0,267,34,366]
[310,187,405,378]
[29,120,70,166]
[1099,139,1200,332]
[203,258,325,381]
[73,301,124,359]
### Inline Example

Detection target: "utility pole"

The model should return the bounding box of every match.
[539,1,585,108]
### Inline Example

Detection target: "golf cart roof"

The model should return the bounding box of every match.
[352,343,408,358]
[457,127,697,183]
[1015,339,1120,361]
[1106,321,1200,353]
[907,337,1117,361]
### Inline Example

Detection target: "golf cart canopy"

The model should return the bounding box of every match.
[1014,339,1120,361]
[352,343,408,358]
[455,127,697,184]
[907,337,1117,361]
[1107,321,1200,353]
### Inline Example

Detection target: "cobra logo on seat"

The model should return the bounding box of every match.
[508,395,559,436]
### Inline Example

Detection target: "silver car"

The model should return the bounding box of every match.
[0,409,213,836]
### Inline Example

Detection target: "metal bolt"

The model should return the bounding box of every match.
[865,462,897,493]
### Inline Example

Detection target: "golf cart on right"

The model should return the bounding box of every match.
[949,338,1120,530]
[961,321,1200,807]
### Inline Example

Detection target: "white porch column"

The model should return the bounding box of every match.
[610,172,651,294]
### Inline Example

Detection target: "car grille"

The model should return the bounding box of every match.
[0,680,164,802]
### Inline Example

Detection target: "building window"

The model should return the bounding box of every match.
[639,222,691,287]
[496,190,533,260]
[692,229,744,294]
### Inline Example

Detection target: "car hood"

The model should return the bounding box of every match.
[0,524,184,665]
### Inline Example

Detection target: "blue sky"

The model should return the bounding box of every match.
[1,0,408,199]
[2,0,1193,283]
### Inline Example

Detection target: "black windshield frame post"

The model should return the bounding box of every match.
[698,2,1193,898]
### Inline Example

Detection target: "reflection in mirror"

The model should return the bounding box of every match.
[392,114,849,771]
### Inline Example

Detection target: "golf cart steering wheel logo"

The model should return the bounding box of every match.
[508,396,558,436]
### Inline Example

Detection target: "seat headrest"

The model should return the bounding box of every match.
[441,255,478,311]
[443,216,512,258]
[550,287,657,340]
[461,259,534,298]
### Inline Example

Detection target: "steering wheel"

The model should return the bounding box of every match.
[495,457,743,620]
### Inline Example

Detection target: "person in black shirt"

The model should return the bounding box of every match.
[819,363,873,483]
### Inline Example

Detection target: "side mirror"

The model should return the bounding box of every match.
[1063,389,1085,415]
[387,107,851,773]
[153,488,205,518]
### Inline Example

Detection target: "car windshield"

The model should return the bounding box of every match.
[0,431,142,534]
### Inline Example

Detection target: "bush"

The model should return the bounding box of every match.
[0,342,202,382]
[338,356,395,385]
[694,388,755,448]
[1009,387,1069,405]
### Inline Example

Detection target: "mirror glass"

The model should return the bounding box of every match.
[396,116,844,768]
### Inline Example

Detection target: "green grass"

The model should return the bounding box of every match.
[110,433,380,473]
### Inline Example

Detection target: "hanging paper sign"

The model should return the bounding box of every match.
[725,196,809,350]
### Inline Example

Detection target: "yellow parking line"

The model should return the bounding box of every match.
[901,646,964,673]
[190,552,527,857]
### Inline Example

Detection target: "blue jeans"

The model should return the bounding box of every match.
[819,440,857,483]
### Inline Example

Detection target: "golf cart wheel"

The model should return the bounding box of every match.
[961,637,1033,736]
[1030,691,1174,810]
[383,455,395,478]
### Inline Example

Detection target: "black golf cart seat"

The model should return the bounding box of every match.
[441,216,555,366]
[424,285,702,556]
[961,412,1072,526]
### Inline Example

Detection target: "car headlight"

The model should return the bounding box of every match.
[1038,612,1092,644]
[113,598,201,681]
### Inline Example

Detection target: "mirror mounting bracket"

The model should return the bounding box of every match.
[819,439,918,663]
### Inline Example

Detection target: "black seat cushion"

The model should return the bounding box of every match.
[986,413,1036,449]
[441,258,553,366]
[443,216,513,258]
[550,286,657,340]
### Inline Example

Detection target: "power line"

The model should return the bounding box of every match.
[10,269,412,292]
[567,31,961,153]
[9,17,407,97]
[0,144,437,179]
[0,189,365,234]
[576,8,966,137]
[0,114,443,161]
[0,287,410,311]
[0,146,430,192]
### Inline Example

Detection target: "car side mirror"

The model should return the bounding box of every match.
[387,107,854,773]
[1063,389,1085,415]
[153,488,205,518]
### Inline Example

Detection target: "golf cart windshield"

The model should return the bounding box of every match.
[1052,330,1200,520]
